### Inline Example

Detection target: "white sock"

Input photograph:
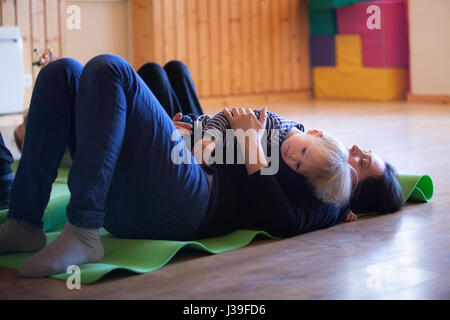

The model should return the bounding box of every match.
[0,219,46,254]
[18,222,104,278]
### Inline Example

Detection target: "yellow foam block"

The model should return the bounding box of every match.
[313,67,407,101]
[335,34,362,68]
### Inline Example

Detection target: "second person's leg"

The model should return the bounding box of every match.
[164,60,204,116]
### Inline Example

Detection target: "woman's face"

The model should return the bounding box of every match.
[347,144,385,183]
[280,129,323,177]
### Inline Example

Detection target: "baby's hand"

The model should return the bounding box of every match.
[345,210,358,222]
[172,113,193,136]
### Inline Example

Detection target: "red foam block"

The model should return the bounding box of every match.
[337,0,408,67]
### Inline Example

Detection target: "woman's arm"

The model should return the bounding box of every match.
[223,107,269,175]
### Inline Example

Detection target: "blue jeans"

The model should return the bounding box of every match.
[8,54,212,240]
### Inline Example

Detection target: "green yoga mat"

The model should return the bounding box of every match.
[0,167,433,284]
[397,174,434,203]
[0,167,275,284]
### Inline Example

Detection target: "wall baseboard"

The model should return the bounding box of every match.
[407,93,450,104]
[200,90,312,109]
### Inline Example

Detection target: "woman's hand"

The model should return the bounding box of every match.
[224,107,269,175]
[172,112,193,136]
[192,138,216,166]
[223,107,267,142]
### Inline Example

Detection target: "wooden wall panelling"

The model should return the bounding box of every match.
[209,0,221,96]
[30,0,46,84]
[1,0,16,26]
[271,0,281,92]
[230,0,242,95]
[16,0,32,111]
[260,0,273,92]
[198,0,210,97]
[250,0,262,94]
[219,0,231,96]
[280,0,292,90]
[240,0,252,95]
[290,0,300,89]
[186,0,199,92]
[174,0,187,64]
[162,0,175,63]
[2,0,312,103]
[152,0,163,64]
[132,0,153,69]
[45,0,61,59]
[297,0,311,89]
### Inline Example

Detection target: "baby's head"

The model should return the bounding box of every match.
[280,129,354,207]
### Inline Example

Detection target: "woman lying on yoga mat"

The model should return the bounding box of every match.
[0,54,403,278]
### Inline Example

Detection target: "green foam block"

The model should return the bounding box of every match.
[309,9,337,35]
[309,0,371,10]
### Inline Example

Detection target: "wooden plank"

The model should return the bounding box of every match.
[280,0,292,90]
[186,0,199,92]
[271,0,281,91]
[132,0,154,69]
[260,0,272,92]
[219,0,231,96]
[31,0,46,83]
[297,0,311,89]
[209,0,221,97]
[250,0,262,93]
[230,0,242,94]
[1,0,16,26]
[174,0,187,63]
[290,0,302,90]
[16,0,32,111]
[44,0,60,59]
[240,0,252,95]
[197,0,210,96]
[152,0,163,64]
[162,0,175,63]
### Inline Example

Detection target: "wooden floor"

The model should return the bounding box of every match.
[0,98,449,299]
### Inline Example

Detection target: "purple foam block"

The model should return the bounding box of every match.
[310,35,336,66]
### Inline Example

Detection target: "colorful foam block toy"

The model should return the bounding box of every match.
[335,34,362,68]
[337,0,408,67]
[310,0,371,10]
[309,9,337,35]
[310,35,336,66]
[313,66,407,100]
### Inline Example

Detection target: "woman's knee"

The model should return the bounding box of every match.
[164,60,190,78]
[37,57,83,84]
[137,62,168,84]
[81,54,130,81]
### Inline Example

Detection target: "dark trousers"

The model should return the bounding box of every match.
[0,132,13,178]
[7,54,212,240]
[137,61,204,118]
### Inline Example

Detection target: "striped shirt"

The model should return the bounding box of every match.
[192,109,304,146]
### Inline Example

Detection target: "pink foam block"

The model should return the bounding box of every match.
[337,0,408,67]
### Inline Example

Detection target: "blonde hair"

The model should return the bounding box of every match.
[304,133,354,207]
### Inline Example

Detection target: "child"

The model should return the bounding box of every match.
[179,108,354,208]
